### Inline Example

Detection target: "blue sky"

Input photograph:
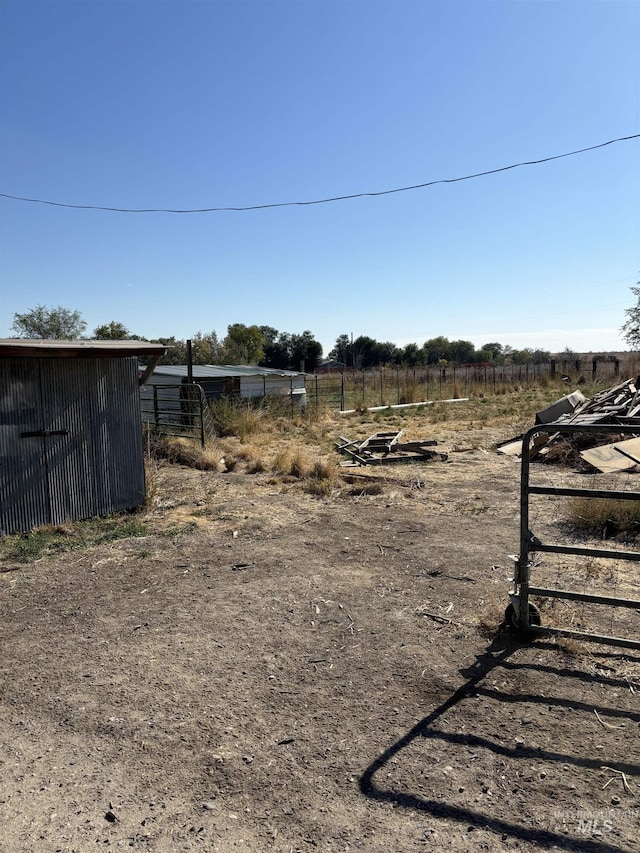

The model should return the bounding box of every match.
[1,0,638,357]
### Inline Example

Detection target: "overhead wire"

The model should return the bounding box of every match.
[0,133,638,214]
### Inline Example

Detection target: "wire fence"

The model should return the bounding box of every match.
[140,358,638,444]
[305,357,633,412]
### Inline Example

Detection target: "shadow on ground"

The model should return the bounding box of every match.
[360,637,640,852]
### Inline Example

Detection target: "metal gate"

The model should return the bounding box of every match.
[140,383,214,447]
[509,422,640,650]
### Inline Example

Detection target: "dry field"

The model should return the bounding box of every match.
[1,385,639,852]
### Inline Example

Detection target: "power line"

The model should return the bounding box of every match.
[1,133,638,214]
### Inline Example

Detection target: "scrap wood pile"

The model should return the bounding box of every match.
[498,377,640,473]
[335,430,448,467]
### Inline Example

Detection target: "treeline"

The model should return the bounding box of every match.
[9,305,556,372]
[122,327,552,371]
[147,325,323,371]
[328,334,551,369]
[123,327,552,371]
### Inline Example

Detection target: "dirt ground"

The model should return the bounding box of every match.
[1,423,639,852]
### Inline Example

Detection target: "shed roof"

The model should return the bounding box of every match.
[0,339,169,358]
[150,364,306,379]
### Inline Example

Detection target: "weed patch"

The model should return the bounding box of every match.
[0,517,149,564]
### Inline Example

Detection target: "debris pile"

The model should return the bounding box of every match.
[498,378,640,472]
[547,377,640,426]
[336,430,448,467]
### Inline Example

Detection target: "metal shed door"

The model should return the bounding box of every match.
[0,359,51,532]
[0,357,145,534]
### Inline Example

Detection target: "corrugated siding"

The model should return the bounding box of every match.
[94,358,145,514]
[0,357,145,534]
[0,359,50,533]
[240,375,305,398]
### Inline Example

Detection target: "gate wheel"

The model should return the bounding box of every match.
[504,601,541,635]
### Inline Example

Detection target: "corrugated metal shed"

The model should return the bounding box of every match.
[149,364,305,379]
[146,364,306,402]
[0,339,167,534]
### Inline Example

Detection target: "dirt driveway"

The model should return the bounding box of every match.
[1,429,639,852]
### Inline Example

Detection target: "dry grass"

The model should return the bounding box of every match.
[209,398,265,440]
[271,450,337,495]
[567,496,640,537]
[150,436,222,471]
[144,380,627,503]
[234,445,268,473]
[272,449,311,478]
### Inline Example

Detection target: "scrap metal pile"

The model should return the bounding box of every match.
[336,430,448,467]
[498,377,640,472]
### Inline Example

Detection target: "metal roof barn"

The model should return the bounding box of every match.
[0,339,167,535]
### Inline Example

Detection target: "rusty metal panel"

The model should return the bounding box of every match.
[0,356,145,534]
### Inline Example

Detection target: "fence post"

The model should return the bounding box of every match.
[290,376,294,415]
[380,370,383,405]
[199,388,205,448]
[340,373,345,411]
[153,385,159,427]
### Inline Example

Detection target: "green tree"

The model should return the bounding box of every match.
[222,323,265,364]
[328,334,351,365]
[375,341,402,365]
[423,336,451,365]
[351,335,377,369]
[149,336,186,365]
[11,305,87,339]
[475,348,494,362]
[260,327,290,369]
[260,329,323,371]
[93,321,133,340]
[400,342,421,367]
[289,331,322,372]
[511,348,533,364]
[481,342,503,363]
[190,331,222,364]
[449,339,476,364]
[530,348,551,363]
[621,285,640,348]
